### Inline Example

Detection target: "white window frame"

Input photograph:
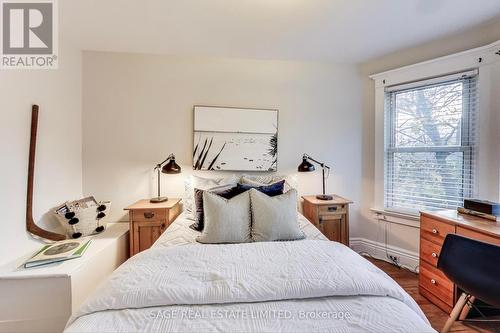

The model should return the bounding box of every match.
[370,40,500,220]
[383,72,477,214]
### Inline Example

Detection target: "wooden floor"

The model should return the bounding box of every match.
[369,258,497,333]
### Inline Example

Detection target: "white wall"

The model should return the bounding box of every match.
[0,46,82,266]
[82,51,364,237]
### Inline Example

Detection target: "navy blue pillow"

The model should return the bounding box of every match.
[236,179,285,197]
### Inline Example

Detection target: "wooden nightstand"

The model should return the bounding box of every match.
[125,198,181,256]
[302,195,352,246]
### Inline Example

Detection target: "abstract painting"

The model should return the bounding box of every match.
[193,106,278,171]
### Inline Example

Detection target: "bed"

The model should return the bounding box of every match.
[65,212,435,332]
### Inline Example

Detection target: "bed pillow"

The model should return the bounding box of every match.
[249,188,305,242]
[183,175,239,218]
[240,174,297,192]
[191,186,243,231]
[191,180,285,232]
[236,179,285,197]
[196,191,252,244]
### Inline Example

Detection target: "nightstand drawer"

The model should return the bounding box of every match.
[421,216,455,245]
[318,205,346,215]
[132,209,166,222]
[419,261,454,306]
[420,237,442,267]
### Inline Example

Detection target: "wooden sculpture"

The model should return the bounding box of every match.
[26,105,66,241]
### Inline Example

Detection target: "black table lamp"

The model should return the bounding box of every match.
[298,153,333,200]
[150,153,181,203]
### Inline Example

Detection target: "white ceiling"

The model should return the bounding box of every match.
[61,0,500,63]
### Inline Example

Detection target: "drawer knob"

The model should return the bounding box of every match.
[432,228,438,234]
[328,206,337,212]
[431,252,438,258]
[144,212,155,219]
[161,223,166,228]
[430,279,436,285]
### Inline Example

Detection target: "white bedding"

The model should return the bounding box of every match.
[65,234,435,332]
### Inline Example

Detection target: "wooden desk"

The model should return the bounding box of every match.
[419,210,500,313]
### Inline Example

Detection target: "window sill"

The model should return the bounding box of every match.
[370,208,420,228]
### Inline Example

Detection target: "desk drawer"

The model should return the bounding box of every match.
[132,209,167,222]
[457,226,500,246]
[419,261,454,306]
[420,237,442,267]
[421,216,455,245]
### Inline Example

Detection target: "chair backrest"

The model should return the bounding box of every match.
[437,234,500,308]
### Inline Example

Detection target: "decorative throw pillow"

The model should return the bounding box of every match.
[249,188,305,242]
[196,191,252,244]
[191,180,285,232]
[191,185,243,231]
[240,174,297,192]
[183,175,239,218]
[236,179,285,197]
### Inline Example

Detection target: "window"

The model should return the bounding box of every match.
[384,71,478,213]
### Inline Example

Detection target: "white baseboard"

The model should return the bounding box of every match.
[350,237,420,273]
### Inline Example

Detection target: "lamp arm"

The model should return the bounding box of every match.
[303,153,330,169]
[154,153,175,170]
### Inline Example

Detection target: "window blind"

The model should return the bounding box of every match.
[384,71,478,213]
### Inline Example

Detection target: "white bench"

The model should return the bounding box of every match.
[0,223,129,333]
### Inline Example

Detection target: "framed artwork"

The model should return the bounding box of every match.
[193,106,278,171]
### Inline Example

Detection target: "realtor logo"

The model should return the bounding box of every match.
[1,0,58,69]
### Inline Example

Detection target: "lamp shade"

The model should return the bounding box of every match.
[162,157,181,174]
[298,158,315,172]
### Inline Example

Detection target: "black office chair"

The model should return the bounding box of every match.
[437,234,500,333]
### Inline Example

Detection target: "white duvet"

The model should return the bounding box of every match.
[66,240,435,332]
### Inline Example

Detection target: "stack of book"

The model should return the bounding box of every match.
[457,199,500,222]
